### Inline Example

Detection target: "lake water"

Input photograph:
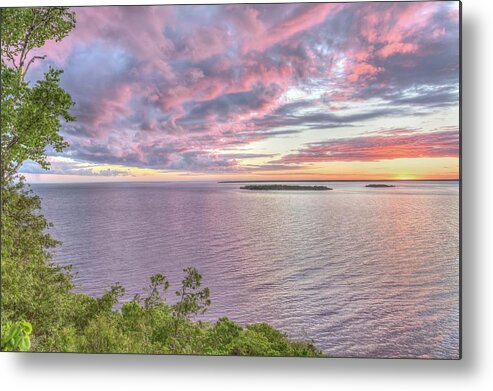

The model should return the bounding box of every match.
[31,181,460,358]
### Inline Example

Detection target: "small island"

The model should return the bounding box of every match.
[240,184,332,191]
[365,184,395,188]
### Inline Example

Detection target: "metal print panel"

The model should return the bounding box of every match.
[0,1,461,359]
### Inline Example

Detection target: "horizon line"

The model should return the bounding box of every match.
[218,179,460,183]
[26,178,460,185]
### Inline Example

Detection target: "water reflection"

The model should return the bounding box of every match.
[32,181,459,358]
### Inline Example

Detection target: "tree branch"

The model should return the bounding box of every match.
[4,51,18,69]
[18,9,55,71]
[23,55,47,76]
[4,134,20,152]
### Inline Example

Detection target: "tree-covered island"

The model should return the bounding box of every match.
[240,184,332,191]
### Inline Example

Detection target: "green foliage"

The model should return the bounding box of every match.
[97,283,126,313]
[68,273,322,356]
[2,233,324,356]
[1,7,75,60]
[173,267,211,319]
[1,182,76,351]
[1,7,75,186]
[141,273,169,309]
[1,320,32,351]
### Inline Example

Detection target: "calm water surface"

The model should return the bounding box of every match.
[31,181,460,358]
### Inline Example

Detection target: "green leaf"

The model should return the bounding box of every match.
[18,337,31,352]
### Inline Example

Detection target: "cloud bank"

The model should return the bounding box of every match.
[22,2,460,176]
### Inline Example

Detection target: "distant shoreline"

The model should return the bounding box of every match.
[240,184,332,191]
[219,179,460,183]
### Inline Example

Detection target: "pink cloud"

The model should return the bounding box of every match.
[377,42,418,58]
[279,130,459,163]
[241,3,342,54]
[347,62,383,82]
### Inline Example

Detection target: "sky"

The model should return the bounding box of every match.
[20,1,460,183]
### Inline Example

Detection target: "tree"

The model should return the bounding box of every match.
[142,273,169,309]
[173,267,211,321]
[1,7,76,186]
[1,6,77,352]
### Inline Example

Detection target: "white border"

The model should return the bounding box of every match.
[2,1,492,390]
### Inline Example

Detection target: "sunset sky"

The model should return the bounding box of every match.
[21,1,460,183]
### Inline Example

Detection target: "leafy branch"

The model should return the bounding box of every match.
[1,7,76,187]
[1,320,33,351]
